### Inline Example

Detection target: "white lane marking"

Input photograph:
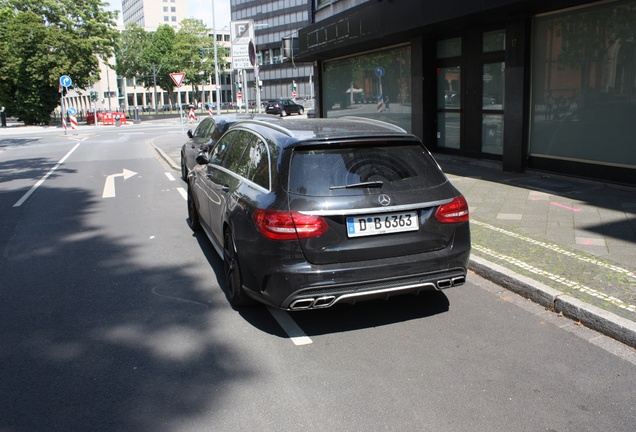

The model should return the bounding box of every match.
[178,186,310,344]
[473,244,636,314]
[165,172,176,181]
[472,219,636,280]
[267,306,313,345]
[13,143,81,207]
[102,169,138,198]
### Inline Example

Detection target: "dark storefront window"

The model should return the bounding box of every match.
[323,45,412,132]
[530,1,636,168]
[437,66,462,149]
[483,30,506,53]
[436,38,462,149]
[482,62,505,154]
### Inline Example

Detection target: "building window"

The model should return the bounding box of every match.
[437,38,461,59]
[323,45,412,133]
[483,30,505,53]
[530,1,636,168]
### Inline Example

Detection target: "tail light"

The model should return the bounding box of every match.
[254,209,328,240]
[435,196,469,223]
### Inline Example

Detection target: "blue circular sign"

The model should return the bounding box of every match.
[60,75,72,87]
[67,107,77,116]
[375,67,385,77]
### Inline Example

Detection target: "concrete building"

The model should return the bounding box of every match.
[297,0,636,185]
[122,0,189,30]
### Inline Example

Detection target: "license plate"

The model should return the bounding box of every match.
[346,211,418,238]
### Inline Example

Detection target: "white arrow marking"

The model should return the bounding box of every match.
[102,169,138,198]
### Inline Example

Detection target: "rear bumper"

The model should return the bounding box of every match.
[283,268,468,310]
[242,244,470,310]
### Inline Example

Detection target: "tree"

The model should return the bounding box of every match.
[0,0,118,124]
[175,19,215,105]
[114,23,151,83]
[138,25,180,106]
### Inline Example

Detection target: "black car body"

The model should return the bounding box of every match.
[180,114,256,181]
[187,117,470,310]
[265,99,304,116]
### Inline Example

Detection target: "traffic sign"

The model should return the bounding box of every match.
[67,107,77,116]
[237,91,243,99]
[231,20,255,70]
[60,75,72,87]
[170,72,186,87]
[292,91,297,98]
[375,67,385,77]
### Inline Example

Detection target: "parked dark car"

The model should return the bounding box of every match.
[265,99,304,116]
[180,115,243,181]
[187,117,470,310]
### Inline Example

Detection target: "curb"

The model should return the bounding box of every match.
[152,143,180,171]
[470,255,636,349]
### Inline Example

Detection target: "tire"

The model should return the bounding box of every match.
[280,109,287,117]
[298,108,304,115]
[223,230,253,307]
[180,154,188,181]
[187,186,202,231]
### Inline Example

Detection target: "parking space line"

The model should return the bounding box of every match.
[176,187,187,200]
[165,172,176,181]
[267,307,313,345]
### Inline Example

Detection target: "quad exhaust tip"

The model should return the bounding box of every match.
[436,276,466,290]
[290,296,336,310]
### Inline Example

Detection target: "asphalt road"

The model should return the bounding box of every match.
[1,124,635,431]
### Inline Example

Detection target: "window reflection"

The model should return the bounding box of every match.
[322,46,412,133]
[531,1,636,167]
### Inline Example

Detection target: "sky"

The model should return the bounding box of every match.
[104,0,232,30]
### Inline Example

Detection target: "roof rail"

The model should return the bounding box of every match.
[231,119,295,137]
[341,116,407,133]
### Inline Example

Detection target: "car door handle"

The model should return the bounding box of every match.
[222,185,230,193]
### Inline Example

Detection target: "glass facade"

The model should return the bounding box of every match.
[322,45,412,133]
[530,1,636,168]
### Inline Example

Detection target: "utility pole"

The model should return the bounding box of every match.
[212,0,221,115]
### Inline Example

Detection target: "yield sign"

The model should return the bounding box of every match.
[170,72,186,87]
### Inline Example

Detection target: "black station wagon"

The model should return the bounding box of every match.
[187,117,470,310]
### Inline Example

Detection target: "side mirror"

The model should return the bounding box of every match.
[187,129,194,138]
[195,151,210,165]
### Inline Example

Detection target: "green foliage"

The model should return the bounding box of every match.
[114,19,227,106]
[0,0,118,124]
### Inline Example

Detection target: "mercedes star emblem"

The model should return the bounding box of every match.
[378,194,391,206]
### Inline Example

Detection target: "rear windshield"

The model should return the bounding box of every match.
[288,142,447,196]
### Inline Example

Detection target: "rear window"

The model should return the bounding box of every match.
[288,142,447,196]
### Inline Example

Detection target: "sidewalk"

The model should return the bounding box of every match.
[433,154,636,348]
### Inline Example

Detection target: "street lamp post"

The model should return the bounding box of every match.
[212,0,221,115]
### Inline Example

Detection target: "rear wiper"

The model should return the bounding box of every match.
[329,180,383,190]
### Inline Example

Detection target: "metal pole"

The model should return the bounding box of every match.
[212,0,221,115]
[106,67,112,111]
[153,64,158,115]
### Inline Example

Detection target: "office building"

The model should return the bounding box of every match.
[230,0,315,107]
